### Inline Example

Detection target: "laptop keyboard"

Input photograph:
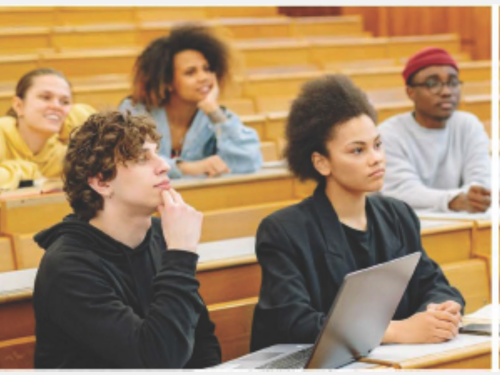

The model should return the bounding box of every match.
[256,346,314,369]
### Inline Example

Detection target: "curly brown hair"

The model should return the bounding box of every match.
[284,74,377,184]
[63,111,161,220]
[131,22,231,109]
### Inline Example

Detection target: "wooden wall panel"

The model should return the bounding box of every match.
[339,7,491,60]
[278,7,341,17]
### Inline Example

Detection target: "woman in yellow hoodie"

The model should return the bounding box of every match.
[0,68,95,191]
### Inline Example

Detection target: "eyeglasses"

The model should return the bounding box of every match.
[409,77,463,95]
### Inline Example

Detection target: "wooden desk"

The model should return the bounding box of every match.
[0,231,491,368]
[0,237,14,272]
[0,168,310,235]
[364,334,491,369]
[236,39,312,69]
[0,236,260,341]
[201,200,297,242]
[174,168,301,211]
[40,47,139,79]
[243,70,321,99]
[417,212,493,258]
[476,219,493,257]
[342,63,490,91]
[420,219,474,264]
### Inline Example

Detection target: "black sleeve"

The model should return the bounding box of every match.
[253,216,325,347]
[403,203,466,313]
[184,303,221,368]
[44,250,206,368]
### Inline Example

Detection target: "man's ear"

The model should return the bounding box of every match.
[11,96,23,118]
[311,151,331,177]
[406,85,416,102]
[88,174,113,198]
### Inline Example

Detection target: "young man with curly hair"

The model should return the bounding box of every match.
[32,111,221,368]
[250,75,464,353]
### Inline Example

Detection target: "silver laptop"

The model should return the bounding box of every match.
[216,252,421,369]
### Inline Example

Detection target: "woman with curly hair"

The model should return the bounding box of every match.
[119,23,262,179]
[0,68,94,191]
[250,75,465,353]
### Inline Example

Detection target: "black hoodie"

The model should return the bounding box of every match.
[33,214,221,369]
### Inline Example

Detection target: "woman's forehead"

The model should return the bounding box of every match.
[331,115,378,143]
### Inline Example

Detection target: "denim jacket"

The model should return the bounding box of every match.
[119,98,263,179]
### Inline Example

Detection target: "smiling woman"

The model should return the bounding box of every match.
[118,23,263,179]
[0,68,95,191]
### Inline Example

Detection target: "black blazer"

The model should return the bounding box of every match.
[250,185,465,352]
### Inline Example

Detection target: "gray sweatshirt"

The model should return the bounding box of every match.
[378,110,491,212]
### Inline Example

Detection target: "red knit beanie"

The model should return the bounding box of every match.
[402,47,459,84]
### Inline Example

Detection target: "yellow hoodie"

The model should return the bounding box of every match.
[0,103,95,191]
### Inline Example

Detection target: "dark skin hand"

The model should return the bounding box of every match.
[449,185,491,213]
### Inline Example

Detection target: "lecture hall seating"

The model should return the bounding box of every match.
[0,6,492,369]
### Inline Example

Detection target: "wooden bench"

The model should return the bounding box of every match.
[210,17,293,40]
[441,259,490,314]
[291,15,364,37]
[236,38,312,70]
[323,58,398,71]
[40,48,139,79]
[241,114,267,140]
[0,230,490,367]
[0,237,14,272]
[0,27,52,54]
[243,70,321,100]
[220,98,256,116]
[0,256,490,367]
[341,62,490,91]
[204,7,279,19]
[0,336,35,369]
[0,169,310,236]
[208,297,258,362]
[0,54,39,83]
[385,34,460,58]
[417,212,494,282]
[0,14,385,56]
[474,219,493,257]
[71,81,130,111]
[10,235,43,271]
[4,196,295,270]
[0,7,280,29]
[261,93,491,143]
[309,34,459,67]
[52,24,138,50]
[0,7,56,27]
[460,94,491,121]
[420,220,474,265]
[259,141,279,162]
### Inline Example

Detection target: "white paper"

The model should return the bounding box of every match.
[262,160,287,168]
[339,361,390,370]
[419,220,466,229]
[366,334,490,363]
[0,268,37,294]
[465,304,497,320]
[416,210,492,221]
[198,237,255,264]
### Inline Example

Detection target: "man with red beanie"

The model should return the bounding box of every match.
[378,47,491,213]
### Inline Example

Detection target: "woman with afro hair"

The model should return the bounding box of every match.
[250,74,465,352]
[119,23,262,179]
